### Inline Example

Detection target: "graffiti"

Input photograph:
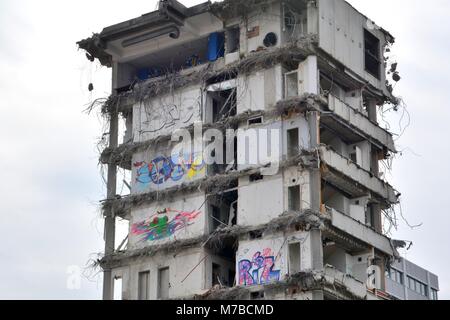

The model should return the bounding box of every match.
[142,96,201,134]
[134,152,205,187]
[238,248,281,286]
[132,209,202,242]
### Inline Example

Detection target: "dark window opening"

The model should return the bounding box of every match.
[289,243,301,274]
[228,269,236,288]
[212,263,222,286]
[209,88,237,123]
[209,190,238,233]
[364,29,381,79]
[251,291,265,300]
[366,203,375,228]
[226,26,240,54]
[250,230,263,240]
[250,173,264,182]
[288,185,301,211]
[210,238,237,288]
[287,128,300,158]
[248,116,263,125]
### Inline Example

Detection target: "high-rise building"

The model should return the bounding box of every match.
[78,0,425,300]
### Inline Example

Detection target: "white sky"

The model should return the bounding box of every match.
[0,0,449,300]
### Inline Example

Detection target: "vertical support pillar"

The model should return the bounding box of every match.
[308,111,324,273]
[103,111,119,300]
[372,203,382,234]
[367,99,378,123]
[308,111,321,212]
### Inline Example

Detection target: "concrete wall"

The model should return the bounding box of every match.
[133,85,203,143]
[238,168,310,227]
[240,2,283,54]
[129,193,207,249]
[236,232,312,287]
[110,247,207,300]
[238,174,284,227]
[317,0,390,96]
[237,115,310,170]
[237,65,284,114]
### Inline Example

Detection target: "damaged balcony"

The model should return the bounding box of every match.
[319,145,398,205]
[323,207,396,257]
[322,94,396,154]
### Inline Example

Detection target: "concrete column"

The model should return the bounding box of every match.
[372,203,382,234]
[370,148,380,176]
[403,258,408,300]
[367,99,378,123]
[308,111,321,212]
[306,0,319,35]
[103,111,119,300]
[310,228,324,270]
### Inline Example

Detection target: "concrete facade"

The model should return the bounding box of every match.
[385,258,440,300]
[78,0,435,300]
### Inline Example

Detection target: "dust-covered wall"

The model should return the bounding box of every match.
[110,247,208,300]
[132,85,203,143]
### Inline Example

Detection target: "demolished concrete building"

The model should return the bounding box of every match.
[79,0,408,300]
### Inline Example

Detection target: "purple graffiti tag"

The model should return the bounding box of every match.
[238,260,254,286]
[238,248,281,286]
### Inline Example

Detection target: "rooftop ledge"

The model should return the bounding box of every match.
[319,145,398,204]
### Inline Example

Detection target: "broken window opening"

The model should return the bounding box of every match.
[158,267,170,300]
[250,230,263,240]
[288,185,301,211]
[364,29,381,79]
[248,116,263,126]
[288,242,301,274]
[138,271,150,300]
[366,203,375,228]
[210,88,237,123]
[212,263,222,286]
[209,238,237,288]
[287,128,300,158]
[208,190,238,233]
[249,173,264,182]
[320,73,345,100]
[209,135,237,175]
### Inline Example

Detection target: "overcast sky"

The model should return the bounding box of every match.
[0,0,448,300]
